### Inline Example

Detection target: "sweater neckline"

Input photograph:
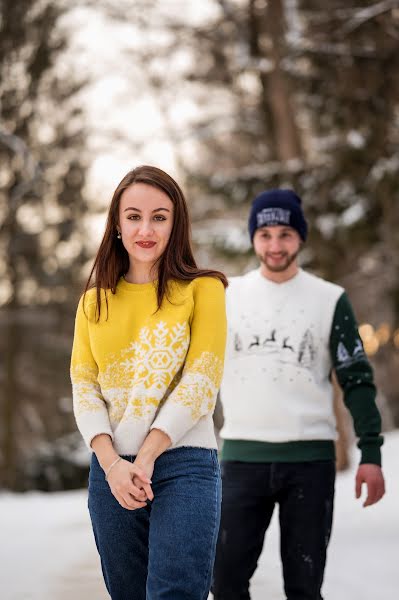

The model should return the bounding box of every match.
[255,267,303,288]
[117,276,158,293]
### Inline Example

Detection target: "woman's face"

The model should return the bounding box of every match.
[118,183,174,271]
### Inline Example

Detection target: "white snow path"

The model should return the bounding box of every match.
[1,431,398,599]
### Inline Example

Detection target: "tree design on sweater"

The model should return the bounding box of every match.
[336,338,366,369]
[297,329,316,368]
[233,327,316,370]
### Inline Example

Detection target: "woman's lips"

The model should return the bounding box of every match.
[136,241,156,248]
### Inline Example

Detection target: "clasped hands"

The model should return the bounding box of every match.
[106,457,155,511]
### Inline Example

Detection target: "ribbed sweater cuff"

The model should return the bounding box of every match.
[359,441,382,466]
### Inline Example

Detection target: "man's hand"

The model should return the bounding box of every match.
[355,464,385,507]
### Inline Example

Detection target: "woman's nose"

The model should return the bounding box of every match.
[138,220,154,236]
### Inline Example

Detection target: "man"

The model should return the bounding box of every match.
[212,189,385,600]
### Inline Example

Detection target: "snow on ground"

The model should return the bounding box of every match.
[1,431,398,600]
[0,490,107,600]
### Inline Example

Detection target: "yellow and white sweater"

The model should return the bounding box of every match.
[70,276,227,455]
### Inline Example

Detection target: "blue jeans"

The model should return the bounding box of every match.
[212,460,335,600]
[88,447,221,600]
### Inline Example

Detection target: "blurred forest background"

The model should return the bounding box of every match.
[1,0,399,491]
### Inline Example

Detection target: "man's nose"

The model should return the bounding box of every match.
[268,238,282,252]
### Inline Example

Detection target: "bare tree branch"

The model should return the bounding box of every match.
[340,0,399,36]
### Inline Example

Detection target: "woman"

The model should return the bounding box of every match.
[70,165,227,600]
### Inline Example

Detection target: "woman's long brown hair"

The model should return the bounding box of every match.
[83,165,227,319]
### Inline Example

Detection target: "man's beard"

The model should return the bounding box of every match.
[257,249,300,273]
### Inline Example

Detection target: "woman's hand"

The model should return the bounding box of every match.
[91,434,153,511]
[131,455,156,503]
[131,428,172,503]
[91,430,170,509]
[107,458,154,510]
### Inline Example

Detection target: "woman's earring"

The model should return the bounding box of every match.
[117,231,121,239]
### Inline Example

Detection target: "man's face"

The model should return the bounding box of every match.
[253,225,302,272]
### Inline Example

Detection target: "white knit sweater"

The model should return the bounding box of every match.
[220,269,344,443]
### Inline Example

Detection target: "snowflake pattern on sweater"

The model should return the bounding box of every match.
[70,276,227,452]
[71,321,224,422]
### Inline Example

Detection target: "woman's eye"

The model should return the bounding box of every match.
[126,214,166,222]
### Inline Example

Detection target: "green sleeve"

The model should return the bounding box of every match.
[329,292,383,466]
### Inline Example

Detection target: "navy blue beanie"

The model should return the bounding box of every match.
[248,189,308,242]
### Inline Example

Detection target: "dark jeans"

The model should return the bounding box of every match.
[212,460,335,600]
[89,447,221,600]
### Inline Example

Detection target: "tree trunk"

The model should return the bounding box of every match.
[249,0,303,162]
[1,309,19,489]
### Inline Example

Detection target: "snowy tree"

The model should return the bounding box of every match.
[0,0,90,489]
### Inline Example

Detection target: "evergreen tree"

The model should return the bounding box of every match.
[0,0,90,489]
